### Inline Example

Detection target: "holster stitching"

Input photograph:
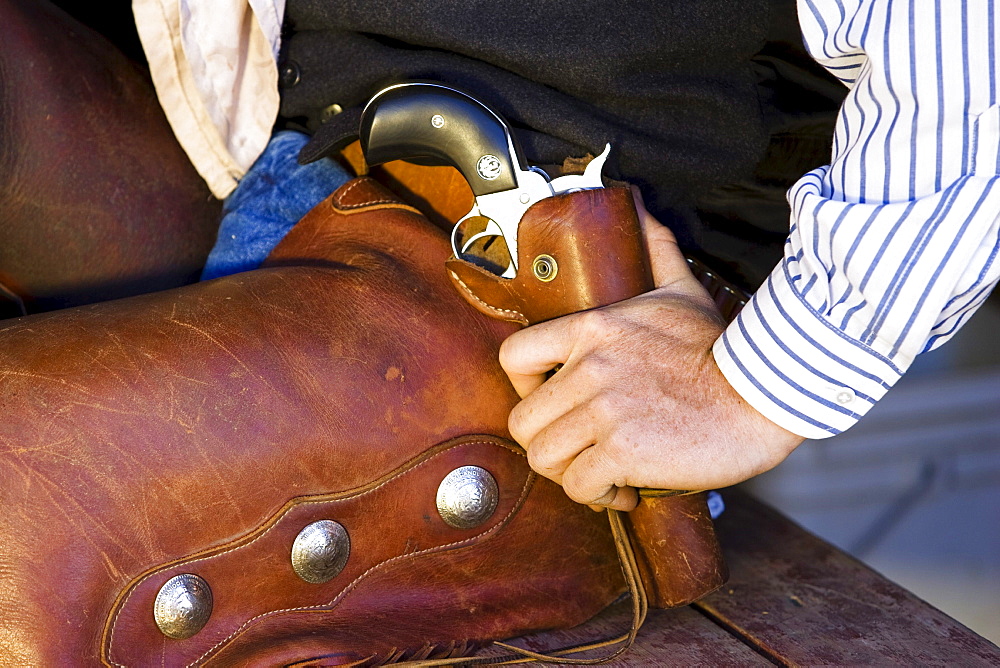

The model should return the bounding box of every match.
[332,178,423,214]
[449,270,528,325]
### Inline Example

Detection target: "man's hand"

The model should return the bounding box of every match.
[499,190,804,511]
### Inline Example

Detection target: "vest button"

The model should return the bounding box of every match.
[279,61,301,88]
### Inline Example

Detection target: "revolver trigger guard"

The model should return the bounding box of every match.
[450,207,481,260]
[451,213,516,278]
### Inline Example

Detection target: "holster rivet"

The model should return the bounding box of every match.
[291,520,351,584]
[436,466,499,529]
[153,574,213,639]
[532,254,558,282]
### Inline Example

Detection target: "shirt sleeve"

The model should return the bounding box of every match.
[713,0,1000,439]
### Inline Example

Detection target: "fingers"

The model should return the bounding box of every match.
[562,444,639,511]
[501,189,706,401]
[499,314,582,398]
[506,362,583,451]
[516,399,599,482]
[515,397,639,512]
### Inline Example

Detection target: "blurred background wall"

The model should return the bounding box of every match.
[743,293,1000,644]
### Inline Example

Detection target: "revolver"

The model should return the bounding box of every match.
[360,82,610,278]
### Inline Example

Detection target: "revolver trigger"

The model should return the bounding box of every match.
[450,206,482,261]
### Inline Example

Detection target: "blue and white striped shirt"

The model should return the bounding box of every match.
[714,0,1000,439]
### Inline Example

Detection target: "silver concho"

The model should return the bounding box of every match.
[291,520,351,584]
[436,466,499,529]
[476,154,503,180]
[153,573,213,639]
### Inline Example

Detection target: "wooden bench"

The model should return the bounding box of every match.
[488,489,1000,665]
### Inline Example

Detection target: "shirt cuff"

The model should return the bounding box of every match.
[712,262,909,440]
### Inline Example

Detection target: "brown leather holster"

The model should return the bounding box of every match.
[444,186,728,610]
[341,153,729,615]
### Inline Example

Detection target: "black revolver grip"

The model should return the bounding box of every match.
[359,83,521,197]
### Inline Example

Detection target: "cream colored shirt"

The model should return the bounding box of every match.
[132,0,284,198]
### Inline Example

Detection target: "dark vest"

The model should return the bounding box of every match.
[278,0,846,288]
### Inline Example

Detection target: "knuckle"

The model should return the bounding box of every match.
[563,472,615,507]
[578,309,617,340]
[588,391,619,425]
[497,334,521,372]
[560,475,594,505]
[602,422,631,455]
[507,404,530,445]
[525,444,556,477]
[561,451,607,505]
[574,354,611,385]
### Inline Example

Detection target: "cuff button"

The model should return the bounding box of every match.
[835,388,856,405]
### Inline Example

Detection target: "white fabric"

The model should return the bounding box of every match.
[716,0,1000,438]
[132,0,284,198]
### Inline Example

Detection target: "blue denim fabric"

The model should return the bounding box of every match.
[707,491,724,519]
[201,131,352,281]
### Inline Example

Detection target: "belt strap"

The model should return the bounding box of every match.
[686,256,751,322]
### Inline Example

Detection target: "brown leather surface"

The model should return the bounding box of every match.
[338,140,477,232]
[626,494,729,608]
[447,186,727,609]
[0,0,220,314]
[446,187,653,325]
[0,177,622,664]
[107,437,564,665]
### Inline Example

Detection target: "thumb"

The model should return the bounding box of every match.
[631,186,703,292]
